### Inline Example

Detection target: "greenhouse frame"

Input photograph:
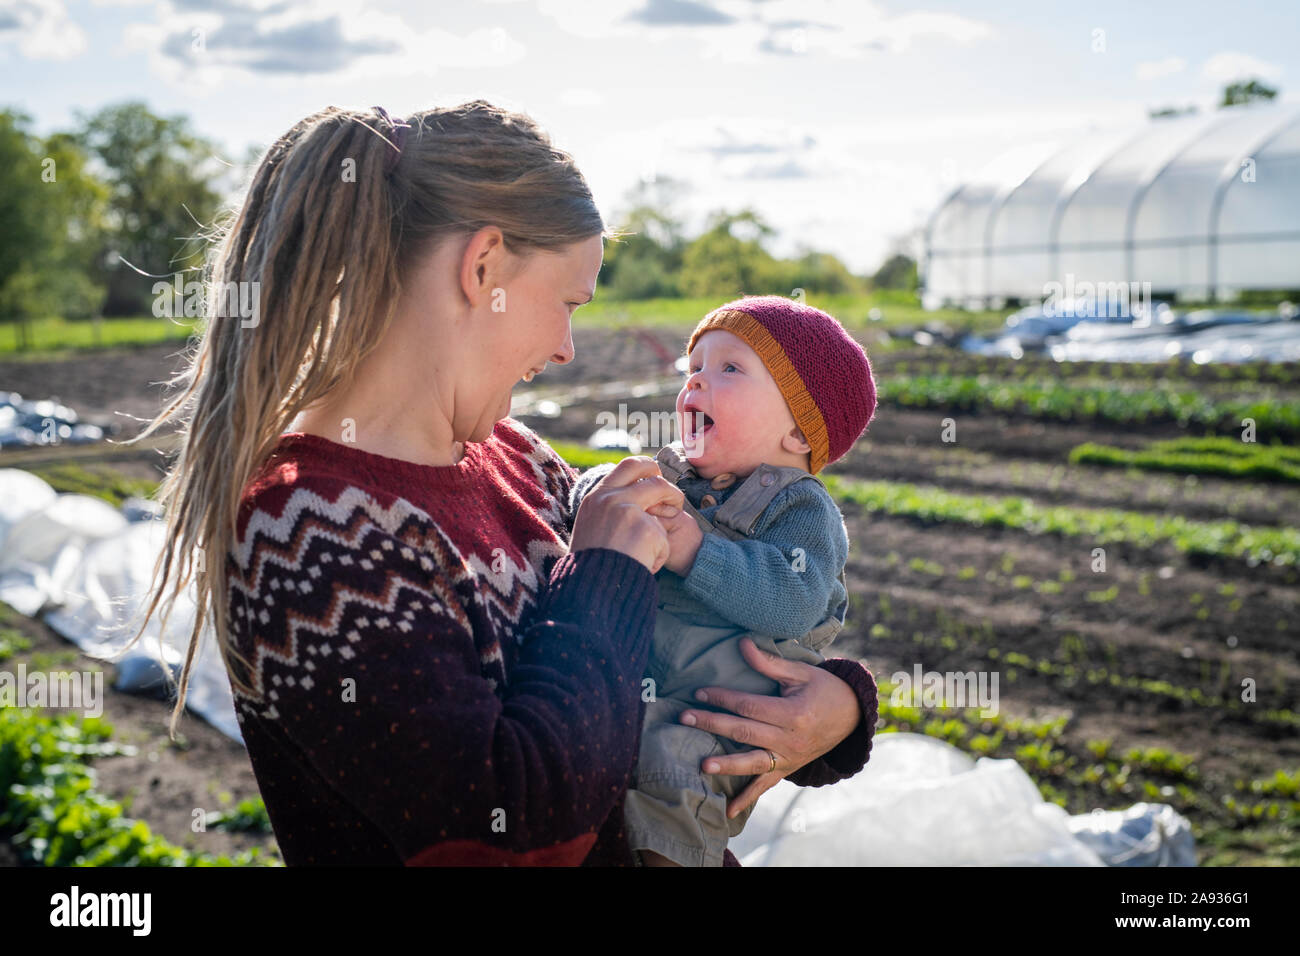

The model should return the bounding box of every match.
[921,102,1300,308]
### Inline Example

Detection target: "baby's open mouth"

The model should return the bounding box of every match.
[686,411,715,439]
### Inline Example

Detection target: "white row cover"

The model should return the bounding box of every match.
[924,102,1300,304]
[731,733,1195,866]
[0,468,240,741]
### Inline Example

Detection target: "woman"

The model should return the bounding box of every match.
[132,101,878,865]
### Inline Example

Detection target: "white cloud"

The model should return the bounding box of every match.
[870,10,993,52]
[535,0,644,40]
[117,0,528,91]
[530,0,992,62]
[1203,51,1283,83]
[1135,56,1185,81]
[0,0,88,60]
[559,88,606,107]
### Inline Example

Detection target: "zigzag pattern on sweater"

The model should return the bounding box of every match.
[226,420,582,717]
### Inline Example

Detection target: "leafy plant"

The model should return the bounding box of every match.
[1069,436,1300,484]
[879,374,1300,441]
[0,708,279,866]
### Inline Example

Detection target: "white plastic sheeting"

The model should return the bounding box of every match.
[0,468,240,741]
[924,103,1300,305]
[731,733,1108,866]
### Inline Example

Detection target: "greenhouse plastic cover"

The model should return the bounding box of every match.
[0,469,1196,865]
[924,102,1300,304]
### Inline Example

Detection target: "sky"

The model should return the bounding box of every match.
[2,0,1297,275]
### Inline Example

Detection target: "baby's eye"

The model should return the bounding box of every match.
[686,363,737,374]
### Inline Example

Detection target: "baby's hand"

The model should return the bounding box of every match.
[652,506,705,577]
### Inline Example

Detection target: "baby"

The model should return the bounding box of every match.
[568,294,877,866]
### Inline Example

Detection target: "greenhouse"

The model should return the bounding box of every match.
[922,102,1300,308]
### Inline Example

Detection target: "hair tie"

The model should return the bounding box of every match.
[372,106,412,177]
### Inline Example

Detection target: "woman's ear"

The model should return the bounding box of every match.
[461,226,518,308]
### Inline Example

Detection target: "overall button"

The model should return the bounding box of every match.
[700,494,718,508]
[760,472,775,487]
[710,473,736,490]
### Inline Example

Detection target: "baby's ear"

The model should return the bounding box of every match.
[781,426,811,456]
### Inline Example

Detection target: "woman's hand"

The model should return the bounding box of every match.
[680,638,862,819]
[570,456,684,574]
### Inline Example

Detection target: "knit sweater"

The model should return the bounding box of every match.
[224,418,879,866]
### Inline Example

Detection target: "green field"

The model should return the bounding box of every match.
[0,294,1006,358]
[0,315,196,357]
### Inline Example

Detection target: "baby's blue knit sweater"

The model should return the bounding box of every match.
[569,456,849,640]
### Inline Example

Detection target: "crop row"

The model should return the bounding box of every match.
[878,686,1300,846]
[871,617,1298,729]
[876,374,1300,440]
[821,473,1300,568]
[551,442,1300,568]
[1069,436,1300,484]
[874,682,1211,816]
[880,351,1300,386]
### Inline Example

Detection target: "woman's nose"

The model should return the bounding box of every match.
[552,325,575,365]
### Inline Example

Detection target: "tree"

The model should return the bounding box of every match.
[601,176,690,300]
[872,253,917,292]
[0,110,109,342]
[41,131,111,312]
[766,248,867,297]
[75,101,223,315]
[599,176,876,301]
[0,111,49,321]
[1220,79,1278,108]
[678,209,780,298]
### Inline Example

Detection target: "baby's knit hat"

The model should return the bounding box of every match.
[687,295,876,475]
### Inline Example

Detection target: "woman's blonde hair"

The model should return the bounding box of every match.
[124,101,622,738]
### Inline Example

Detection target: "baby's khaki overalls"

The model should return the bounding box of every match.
[624,443,847,866]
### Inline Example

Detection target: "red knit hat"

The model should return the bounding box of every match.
[687,295,876,474]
